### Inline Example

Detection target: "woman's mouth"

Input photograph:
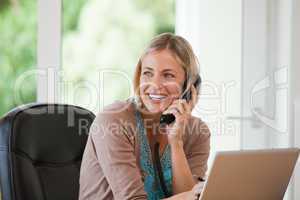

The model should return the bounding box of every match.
[148,94,167,102]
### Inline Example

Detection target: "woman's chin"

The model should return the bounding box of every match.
[142,104,165,114]
[140,98,171,114]
[142,107,159,114]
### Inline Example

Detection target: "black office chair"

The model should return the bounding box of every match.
[0,103,95,200]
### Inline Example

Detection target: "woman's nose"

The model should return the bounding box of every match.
[151,74,163,88]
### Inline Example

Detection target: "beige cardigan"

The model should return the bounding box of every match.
[79,99,210,200]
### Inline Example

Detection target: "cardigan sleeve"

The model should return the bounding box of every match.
[90,112,148,200]
[185,118,211,182]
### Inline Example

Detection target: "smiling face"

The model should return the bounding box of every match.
[139,49,186,114]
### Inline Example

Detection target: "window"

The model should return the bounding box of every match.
[0,1,37,116]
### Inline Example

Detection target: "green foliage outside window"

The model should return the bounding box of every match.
[0,1,37,117]
[0,0,174,116]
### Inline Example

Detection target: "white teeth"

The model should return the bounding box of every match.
[149,94,167,100]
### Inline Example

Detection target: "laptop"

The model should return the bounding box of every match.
[199,148,300,200]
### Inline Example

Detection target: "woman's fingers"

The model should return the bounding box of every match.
[163,99,191,115]
[167,85,197,115]
[180,99,191,114]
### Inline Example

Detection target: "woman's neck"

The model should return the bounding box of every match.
[141,112,161,129]
[137,102,163,135]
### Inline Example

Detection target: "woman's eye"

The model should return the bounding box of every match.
[142,71,152,76]
[165,73,175,78]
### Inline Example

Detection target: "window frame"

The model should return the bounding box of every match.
[37,0,61,103]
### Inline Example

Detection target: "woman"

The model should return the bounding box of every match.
[79,33,210,200]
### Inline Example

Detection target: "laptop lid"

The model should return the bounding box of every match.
[199,148,300,200]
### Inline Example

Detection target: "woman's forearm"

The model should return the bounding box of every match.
[170,140,195,194]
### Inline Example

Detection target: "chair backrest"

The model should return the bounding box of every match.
[0,104,95,200]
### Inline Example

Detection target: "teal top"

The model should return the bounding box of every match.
[133,101,173,200]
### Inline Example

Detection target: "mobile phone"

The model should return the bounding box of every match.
[159,75,201,125]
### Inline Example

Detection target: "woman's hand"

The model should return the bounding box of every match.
[163,182,204,200]
[161,85,198,146]
[190,181,205,200]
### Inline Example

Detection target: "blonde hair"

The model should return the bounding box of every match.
[133,32,201,104]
